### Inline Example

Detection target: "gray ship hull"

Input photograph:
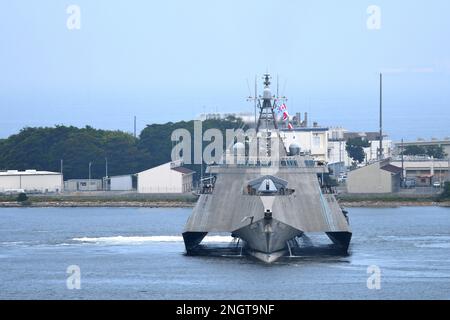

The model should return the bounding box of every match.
[183,167,352,263]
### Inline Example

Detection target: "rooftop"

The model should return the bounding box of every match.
[344,132,388,141]
[280,127,328,132]
[0,170,60,176]
[171,167,195,175]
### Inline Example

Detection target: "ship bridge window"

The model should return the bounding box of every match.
[244,175,295,196]
[281,159,298,167]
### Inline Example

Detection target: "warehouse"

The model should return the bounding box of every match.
[347,160,402,194]
[391,157,450,186]
[137,162,195,194]
[108,174,136,191]
[0,170,63,194]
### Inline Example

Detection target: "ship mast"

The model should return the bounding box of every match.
[256,73,279,133]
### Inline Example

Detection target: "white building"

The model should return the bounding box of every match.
[327,129,392,166]
[391,157,450,186]
[393,138,450,157]
[137,162,195,193]
[0,170,63,193]
[64,179,103,192]
[198,112,255,124]
[328,140,352,167]
[280,127,329,162]
[109,174,134,191]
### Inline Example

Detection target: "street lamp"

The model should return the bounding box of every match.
[105,157,108,191]
[89,161,92,192]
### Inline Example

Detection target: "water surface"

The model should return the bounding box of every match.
[0,206,449,299]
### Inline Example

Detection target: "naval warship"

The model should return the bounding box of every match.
[182,73,351,263]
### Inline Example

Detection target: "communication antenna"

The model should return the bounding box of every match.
[246,75,259,126]
[378,73,383,160]
[277,74,279,99]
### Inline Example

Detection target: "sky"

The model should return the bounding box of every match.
[0,0,449,141]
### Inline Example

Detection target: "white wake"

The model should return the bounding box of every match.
[72,235,234,245]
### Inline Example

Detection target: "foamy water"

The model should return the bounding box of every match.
[72,235,234,245]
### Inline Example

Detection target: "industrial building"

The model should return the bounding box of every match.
[137,162,195,193]
[394,138,450,157]
[327,128,392,166]
[107,174,136,191]
[64,179,103,192]
[346,160,402,194]
[198,112,255,124]
[0,170,63,193]
[391,157,450,186]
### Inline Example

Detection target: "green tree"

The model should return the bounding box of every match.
[17,193,28,202]
[402,145,446,159]
[346,137,370,164]
[0,118,247,182]
[424,145,446,159]
[0,126,149,179]
[138,118,247,181]
[438,182,450,200]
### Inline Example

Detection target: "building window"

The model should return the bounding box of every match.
[313,135,321,148]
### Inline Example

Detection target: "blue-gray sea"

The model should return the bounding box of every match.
[0,206,449,300]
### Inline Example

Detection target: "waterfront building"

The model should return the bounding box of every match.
[391,156,450,186]
[64,179,103,192]
[346,159,402,193]
[327,129,392,166]
[198,112,255,124]
[137,162,195,194]
[107,174,136,191]
[0,170,63,194]
[393,138,450,157]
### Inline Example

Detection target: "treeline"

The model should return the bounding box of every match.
[402,145,447,159]
[0,117,246,180]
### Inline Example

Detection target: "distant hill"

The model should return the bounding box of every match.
[0,117,246,180]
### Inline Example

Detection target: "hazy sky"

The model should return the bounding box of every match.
[1,0,449,141]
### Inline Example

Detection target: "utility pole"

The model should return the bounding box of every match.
[105,157,108,191]
[401,139,405,187]
[134,116,137,138]
[447,157,450,183]
[60,159,64,193]
[89,161,92,192]
[254,75,257,126]
[379,73,383,160]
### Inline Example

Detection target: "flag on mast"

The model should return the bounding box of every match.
[278,103,287,113]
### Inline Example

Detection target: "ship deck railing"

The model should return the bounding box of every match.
[210,156,326,169]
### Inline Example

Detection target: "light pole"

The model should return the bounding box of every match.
[60,159,64,193]
[89,161,92,192]
[105,157,108,191]
[448,157,450,183]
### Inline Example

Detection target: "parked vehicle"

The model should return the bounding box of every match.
[404,179,416,188]
[4,189,26,195]
[433,181,443,188]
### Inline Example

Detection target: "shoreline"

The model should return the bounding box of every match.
[339,201,450,208]
[0,200,449,208]
[0,201,196,208]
